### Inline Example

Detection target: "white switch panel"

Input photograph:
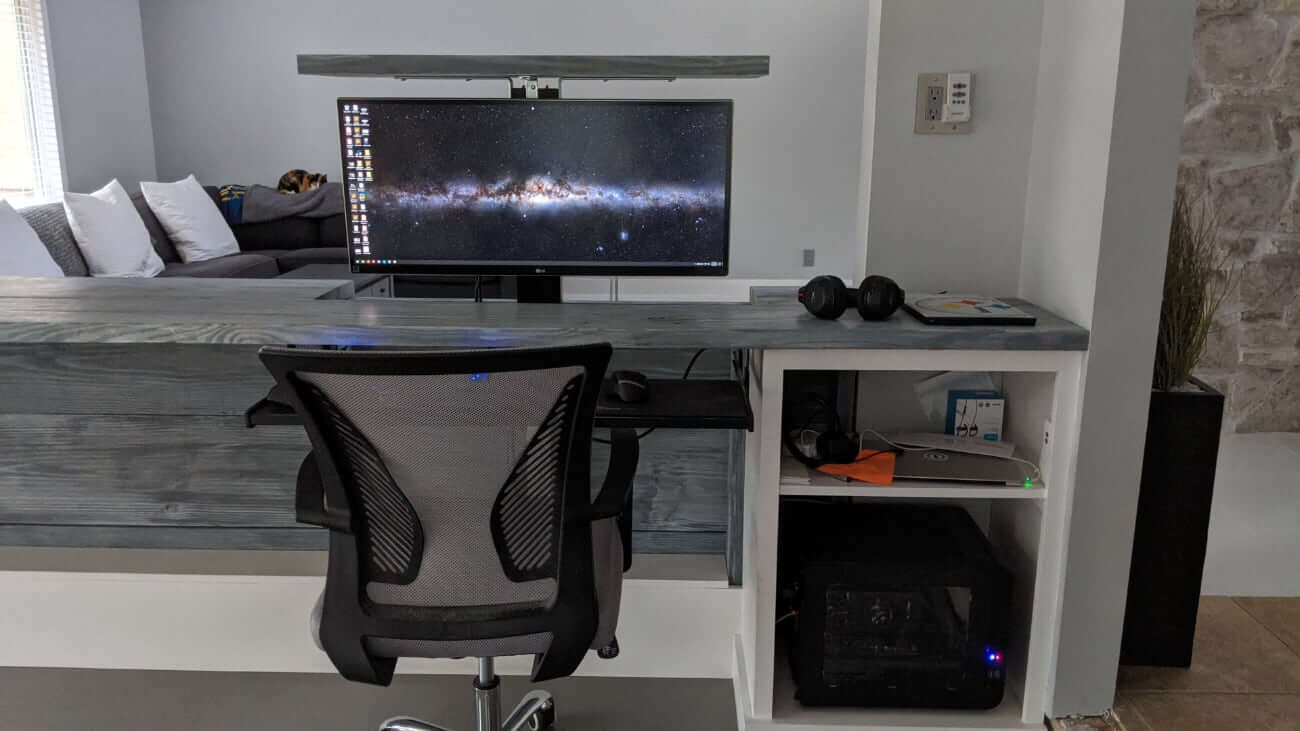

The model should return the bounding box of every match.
[915,71,973,135]
[943,72,972,122]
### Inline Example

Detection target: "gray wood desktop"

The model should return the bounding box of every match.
[276,263,392,298]
[0,278,1087,350]
[0,277,1088,584]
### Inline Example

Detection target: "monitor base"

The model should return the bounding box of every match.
[515,276,562,304]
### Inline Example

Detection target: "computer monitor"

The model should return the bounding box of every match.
[337,98,732,276]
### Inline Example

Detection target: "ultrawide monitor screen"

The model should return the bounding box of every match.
[338,98,732,275]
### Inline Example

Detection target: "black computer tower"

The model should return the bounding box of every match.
[777,502,1012,709]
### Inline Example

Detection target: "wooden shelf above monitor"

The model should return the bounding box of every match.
[297,54,770,80]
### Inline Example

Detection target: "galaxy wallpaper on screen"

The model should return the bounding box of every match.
[353,100,731,268]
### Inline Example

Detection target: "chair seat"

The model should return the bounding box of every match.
[311,517,624,661]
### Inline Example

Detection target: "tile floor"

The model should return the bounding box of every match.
[0,670,738,730]
[1114,596,1300,731]
[1200,432,1300,597]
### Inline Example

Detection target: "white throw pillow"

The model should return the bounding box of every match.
[0,200,64,277]
[63,179,164,278]
[141,174,239,263]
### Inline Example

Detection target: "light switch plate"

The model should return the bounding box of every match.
[915,72,973,135]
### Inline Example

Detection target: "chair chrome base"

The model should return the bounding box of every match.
[379,659,555,731]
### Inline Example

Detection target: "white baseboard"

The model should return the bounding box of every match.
[0,571,738,678]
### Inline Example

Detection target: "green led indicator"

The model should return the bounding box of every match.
[1023,478,1033,489]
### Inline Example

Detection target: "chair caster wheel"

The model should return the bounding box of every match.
[526,699,555,730]
[597,638,620,659]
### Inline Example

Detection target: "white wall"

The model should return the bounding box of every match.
[1020,0,1196,716]
[853,0,884,285]
[45,0,156,193]
[0,570,739,678]
[864,0,1043,295]
[1018,2,1121,326]
[136,0,869,278]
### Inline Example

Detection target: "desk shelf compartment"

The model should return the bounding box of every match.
[755,495,1047,731]
[595,378,752,430]
[778,456,1044,500]
[777,368,1056,500]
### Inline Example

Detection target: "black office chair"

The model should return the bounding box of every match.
[259,343,638,731]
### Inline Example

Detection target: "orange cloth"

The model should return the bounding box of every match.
[815,449,897,485]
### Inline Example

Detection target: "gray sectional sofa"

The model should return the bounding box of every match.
[19,186,346,278]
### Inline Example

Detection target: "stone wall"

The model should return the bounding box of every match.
[1184,0,1300,432]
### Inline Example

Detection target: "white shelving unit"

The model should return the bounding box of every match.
[736,349,1085,731]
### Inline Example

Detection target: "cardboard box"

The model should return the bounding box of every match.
[946,390,1004,441]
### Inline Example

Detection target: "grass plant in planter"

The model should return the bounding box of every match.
[1121,187,1233,667]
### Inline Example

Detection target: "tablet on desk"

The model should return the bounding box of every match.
[903,295,1037,326]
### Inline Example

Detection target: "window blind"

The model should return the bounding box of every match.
[0,0,62,204]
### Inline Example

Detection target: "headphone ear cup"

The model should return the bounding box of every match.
[856,275,905,320]
[816,431,860,464]
[798,275,850,319]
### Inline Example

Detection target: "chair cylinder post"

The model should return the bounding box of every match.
[474,657,502,731]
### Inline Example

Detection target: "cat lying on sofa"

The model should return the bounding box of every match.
[276,169,328,194]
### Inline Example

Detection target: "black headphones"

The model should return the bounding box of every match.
[798,274,905,321]
[782,391,862,469]
[784,429,861,468]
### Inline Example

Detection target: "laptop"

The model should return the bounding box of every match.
[902,295,1037,326]
[862,440,1033,486]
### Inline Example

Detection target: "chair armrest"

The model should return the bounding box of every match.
[296,452,352,532]
[577,428,639,523]
[567,428,639,571]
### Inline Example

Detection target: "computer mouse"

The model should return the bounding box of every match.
[612,370,650,403]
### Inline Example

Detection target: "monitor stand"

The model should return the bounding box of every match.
[515,276,562,304]
[509,78,563,304]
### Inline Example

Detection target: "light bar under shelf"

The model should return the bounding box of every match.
[297,54,770,81]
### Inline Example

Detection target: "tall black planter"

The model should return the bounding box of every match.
[1120,376,1225,667]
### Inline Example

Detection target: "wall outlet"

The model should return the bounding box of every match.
[1038,418,1054,487]
[915,71,973,135]
[925,85,944,122]
[802,248,816,267]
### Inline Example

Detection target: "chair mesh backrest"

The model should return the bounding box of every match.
[301,381,422,583]
[297,365,585,609]
[491,375,580,582]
